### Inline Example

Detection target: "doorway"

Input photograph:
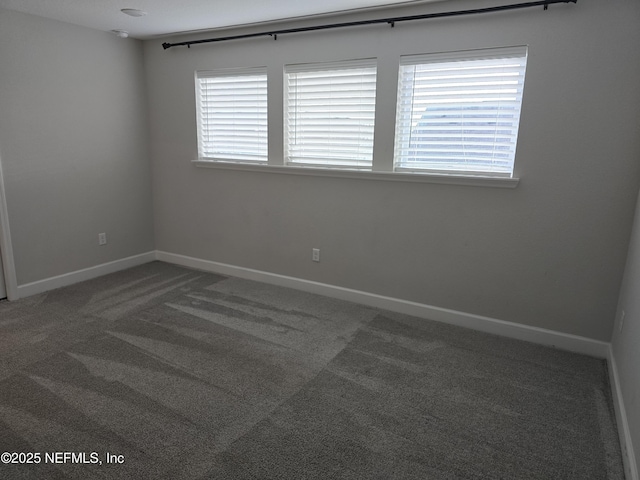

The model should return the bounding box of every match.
[0,250,5,299]
[0,154,16,301]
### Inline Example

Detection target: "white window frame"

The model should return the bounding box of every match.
[195,66,268,164]
[284,58,377,170]
[193,48,525,189]
[394,46,528,178]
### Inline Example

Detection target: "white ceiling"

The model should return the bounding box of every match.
[0,0,446,39]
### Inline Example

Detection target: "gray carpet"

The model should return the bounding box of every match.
[0,261,624,479]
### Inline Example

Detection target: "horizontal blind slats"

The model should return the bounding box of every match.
[394,47,527,176]
[196,69,268,162]
[286,61,377,169]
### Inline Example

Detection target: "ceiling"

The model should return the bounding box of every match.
[0,0,446,39]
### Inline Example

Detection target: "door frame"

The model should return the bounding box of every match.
[0,153,17,300]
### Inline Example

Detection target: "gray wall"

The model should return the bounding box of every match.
[613,187,640,474]
[0,8,154,285]
[144,0,640,342]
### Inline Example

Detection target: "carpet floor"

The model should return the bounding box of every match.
[0,261,624,479]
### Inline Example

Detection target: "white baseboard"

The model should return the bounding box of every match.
[155,251,610,359]
[16,251,156,299]
[608,347,639,480]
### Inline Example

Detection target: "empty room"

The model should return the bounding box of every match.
[0,0,638,478]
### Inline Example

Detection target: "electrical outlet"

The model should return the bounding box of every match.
[312,248,320,262]
[98,233,107,246]
[619,310,625,333]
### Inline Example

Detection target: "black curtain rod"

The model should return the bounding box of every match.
[162,0,576,50]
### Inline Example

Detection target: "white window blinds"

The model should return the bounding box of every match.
[196,67,268,163]
[394,46,527,177]
[285,59,377,169]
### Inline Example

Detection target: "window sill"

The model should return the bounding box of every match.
[192,160,519,188]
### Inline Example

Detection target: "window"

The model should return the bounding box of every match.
[394,46,528,177]
[285,59,377,169]
[194,48,525,187]
[195,67,268,163]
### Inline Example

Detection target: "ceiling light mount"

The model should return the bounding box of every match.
[121,8,147,17]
